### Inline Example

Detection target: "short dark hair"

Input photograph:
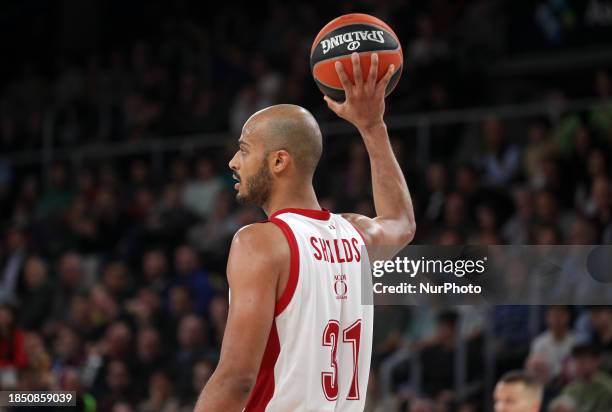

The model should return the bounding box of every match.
[572,343,602,358]
[499,370,538,386]
[497,370,543,401]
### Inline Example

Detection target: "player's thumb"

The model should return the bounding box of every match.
[324,96,343,114]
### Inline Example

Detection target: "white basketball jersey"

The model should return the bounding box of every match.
[244,208,373,411]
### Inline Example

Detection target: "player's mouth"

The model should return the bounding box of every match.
[233,174,241,190]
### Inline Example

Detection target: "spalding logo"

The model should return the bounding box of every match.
[321,30,385,54]
[347,41,360,51]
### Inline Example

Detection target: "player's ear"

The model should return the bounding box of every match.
[270,150,291,174]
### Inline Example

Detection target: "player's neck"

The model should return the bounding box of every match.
[264,183,321,217]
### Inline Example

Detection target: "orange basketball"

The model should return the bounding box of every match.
[310,13,403,101]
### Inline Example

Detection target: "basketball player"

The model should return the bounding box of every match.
[494,370,543,412]
[194,52,416,411]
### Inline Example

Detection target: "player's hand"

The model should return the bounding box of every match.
[324,52,395,132]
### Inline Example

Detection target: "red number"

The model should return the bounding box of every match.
[343,319,361,400]
[321,319,362,401]
[321,320,340,400]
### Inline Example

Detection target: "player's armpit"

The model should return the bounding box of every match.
[194,222,289,412]
[341,212,415,258]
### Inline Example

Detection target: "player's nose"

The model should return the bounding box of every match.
[228,152,239,171]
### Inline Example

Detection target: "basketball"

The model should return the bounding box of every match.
[310,13,403,101]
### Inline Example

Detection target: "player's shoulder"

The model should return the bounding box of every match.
[340,212,370,227]
[339,212,376,245]
[231,221,290,262]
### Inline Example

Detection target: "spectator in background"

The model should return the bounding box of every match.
[91,187,126,254]
[565,125,598,194]
[494,370,543,412]
[113,402,135,412]
[188,190,237,260]
[534,224,562,245]
[52,324,85,373]
[372,306,410,365]
[407,397,435,412]
[59,367,97,412]
[503,186,535,244]
[168,286,194,327]
[126,288,164,331]
[124,160,153,203]
[22,332,52,387]
[52,252,87,321]
[408,14,449,71]
[85,319,133,391]
[457,401,478,412]
[141,249,170,294]
[172,245,214,316]
[585,177,612,241]
[101,261,132,303]
[0,227,27,303]
[562,344,612,412]
[37,163,75,219]
[0,304,28,388]
[102,321,133,362]
[175,314,212,401]
[584,306,612,373]
[334,141,371,210]
[477,117,521,188]
[133,327,167,395]
[525,352,561,411]
[207,296,228,348]
[494,306,536,373]
[97,360,139,412]
[442,193,472,237]
[529,306,576,379]
[534,190,573,238]
[66,293,95,339]
[590,70,612,140]
[138,371,180,412]
[151,184,197,246]
[186,359,214,407]
[423,163,448,224]
[575,148,609,213]
[547,395,577,412]
[20,256,54,330]
[525,119,558,189]
[419,310,459,398]
[181,158,222,219]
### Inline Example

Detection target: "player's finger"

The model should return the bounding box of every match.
[334,61,353,95]
[376,64,395,95]
[324,95,343,114]
[351,52,363,87]
[367,53,378,86]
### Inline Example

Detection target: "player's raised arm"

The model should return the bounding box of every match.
[325,52,416,253]
[194,222,288,412]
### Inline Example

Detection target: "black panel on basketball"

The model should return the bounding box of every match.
[310,24,399,69]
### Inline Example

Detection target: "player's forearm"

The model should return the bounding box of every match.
[359,122,416,242]
[194,372,253,412]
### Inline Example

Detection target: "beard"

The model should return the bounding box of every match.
[236,159,273,207]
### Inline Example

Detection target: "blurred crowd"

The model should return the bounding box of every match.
[2,0,612,411]
[3,0,593,153]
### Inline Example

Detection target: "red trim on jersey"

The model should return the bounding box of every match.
[268,217,300,316]
[270,207,331,221]
[244,321,280,411]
